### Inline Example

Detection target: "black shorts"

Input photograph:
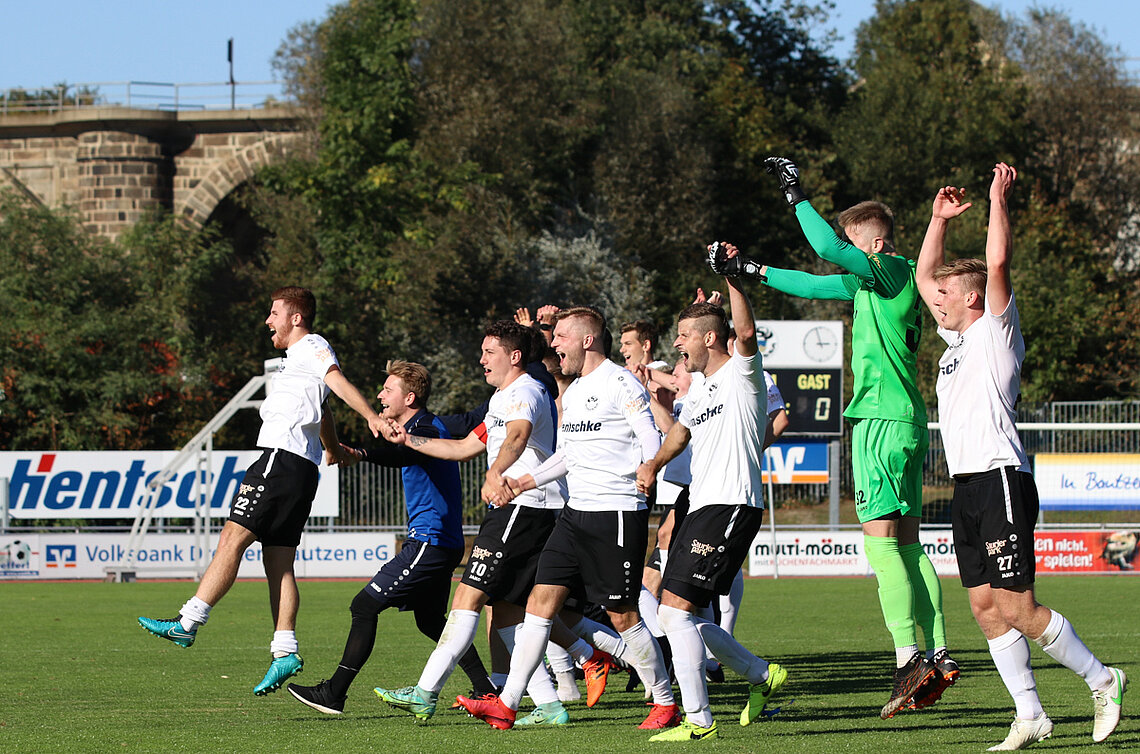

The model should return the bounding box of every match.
[952,467,1038,588]
[364,538,464,612]
[462,504,558,607]
[535,506,649,610]
[662,504,764,609]
[227,448,319,547]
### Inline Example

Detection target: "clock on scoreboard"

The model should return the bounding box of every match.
[754,320,844,436]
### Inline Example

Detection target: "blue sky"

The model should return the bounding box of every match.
[0,1,1135,96]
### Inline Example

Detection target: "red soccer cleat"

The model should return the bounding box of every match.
[456,693,517,730]
[582,650,617,707]
[638,702,683,729]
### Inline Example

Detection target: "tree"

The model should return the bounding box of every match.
[256,0,858,412]
[0,192,247,450]
[837,0,1026,252]
[995,8,1140,262]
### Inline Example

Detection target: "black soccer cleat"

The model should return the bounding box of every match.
[288,679,346,715]
[910,649,960,710]
[880,653,936,719]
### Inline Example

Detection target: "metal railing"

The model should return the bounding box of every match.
[329,401,1140,531]
[1,81,291,114]
[5,401,1137,542]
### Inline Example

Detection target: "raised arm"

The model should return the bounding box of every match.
[323,366,383,438]
[764,156,874,280]
[985,163,1017,313]
[725,274,757,357]
[917,185,972,320]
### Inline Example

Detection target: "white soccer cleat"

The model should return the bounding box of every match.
[1092,667,1127,743]
[987,713,1054,751]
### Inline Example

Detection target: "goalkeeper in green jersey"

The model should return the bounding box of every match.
[707,157,956,720]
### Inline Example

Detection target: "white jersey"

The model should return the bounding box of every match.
[560,359,654,511]
[484,373,566,509]
[661,372,705,487]
[764,371,785,417]
[257,333,337,466]
[936,293,1030,476]
[680,351,768,511]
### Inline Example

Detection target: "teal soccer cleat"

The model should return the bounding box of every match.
[138,616,196,648]
[375,685,439,721]
[254,653,303,695]
[515,701,570,726]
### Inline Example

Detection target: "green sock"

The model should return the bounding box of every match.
[863,535,916,649]
[899,542,947,651]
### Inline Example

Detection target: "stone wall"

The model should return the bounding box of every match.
[0,107,306,239]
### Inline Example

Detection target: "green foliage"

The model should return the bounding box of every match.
[253,0,851,415]
[1012,197,1139,400]
[1,82,100,109]
[996,8,1140,251]
[0,192,254,450]
[838,0,1026,249]
[5,0,1139,453]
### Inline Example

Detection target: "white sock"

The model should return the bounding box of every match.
[639,586,665,637]
[926,645,947,660]
[270,630,297,658]
[555,670,580,702]
[547,641,575,673]
[499,614,552,710]
[896,644,919,668]
[717,569,744,635]
[179,596,211,630]
[493,625,559,707]
[693,616,768,684]
[620,620,674,705]
[500,633,562,708]
[659,605,713,727]
[572,616,625,658]
[988,628,1043,720]
[417,609,480,694]
[1035,609,1112,690]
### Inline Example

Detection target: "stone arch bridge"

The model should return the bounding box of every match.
[0,106,307,238]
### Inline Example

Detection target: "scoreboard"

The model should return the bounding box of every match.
[755,320,844,436]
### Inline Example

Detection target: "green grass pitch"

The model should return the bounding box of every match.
[1,576,1135,752]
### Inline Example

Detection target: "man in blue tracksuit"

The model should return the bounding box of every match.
[287,360,494,715]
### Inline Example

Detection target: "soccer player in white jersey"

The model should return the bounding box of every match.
[458,306,680,732]
[635,256,787,742]
[713,370,788,641]
[370,321,614,725]
[917,163,1126,750]
[139,286,384,695]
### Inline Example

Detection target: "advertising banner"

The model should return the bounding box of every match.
[0,531,395,580]
[1,451,339,519]
[748,528,1140,577]
[1034,453,1140,510]
[762,441,830,485]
